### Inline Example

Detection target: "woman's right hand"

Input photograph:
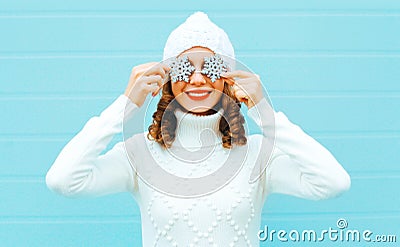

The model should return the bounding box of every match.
[124,62,170,107]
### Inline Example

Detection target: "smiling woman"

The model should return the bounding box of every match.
[45,11,351,246]
[170,47,226,114]
[147,46,247,149]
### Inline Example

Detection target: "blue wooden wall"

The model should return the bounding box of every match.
[1,1,399,246]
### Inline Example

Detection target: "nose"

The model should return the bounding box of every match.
[189,71,206,86]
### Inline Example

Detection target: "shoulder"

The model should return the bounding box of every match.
[123,132,153,153]
[125,131,151,144]
[246,133,287,161]
[124,131,166,154]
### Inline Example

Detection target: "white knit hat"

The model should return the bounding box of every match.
[162,12,235,67]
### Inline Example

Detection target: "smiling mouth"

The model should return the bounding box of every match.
[185,89,212,100]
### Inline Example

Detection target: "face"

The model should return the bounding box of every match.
[170,47,225,114]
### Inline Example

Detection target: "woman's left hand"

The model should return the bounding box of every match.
[221,70,264,109]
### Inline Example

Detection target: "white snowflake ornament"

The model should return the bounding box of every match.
[169,55,195,83]
[201,54,229,82]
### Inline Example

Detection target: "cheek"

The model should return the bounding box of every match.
[214,80,225,93]
[171,82,185,97]
[211,81,225,102]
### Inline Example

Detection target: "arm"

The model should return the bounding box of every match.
[248,98,351,200]
[45,94,140,198]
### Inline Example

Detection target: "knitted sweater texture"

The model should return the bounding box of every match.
[46,94,351,247]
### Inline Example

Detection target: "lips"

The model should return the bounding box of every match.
[185,89,212,101]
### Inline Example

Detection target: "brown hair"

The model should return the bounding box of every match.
[147,80,247,149]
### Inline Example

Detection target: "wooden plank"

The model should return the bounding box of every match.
[0,220,142,247]
[271,96,400,133]
[263,176,400,214]
[0,16,399,53]
[1,1,400,12]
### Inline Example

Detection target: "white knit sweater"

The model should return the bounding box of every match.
[46,94,351,247]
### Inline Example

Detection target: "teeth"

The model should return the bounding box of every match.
[188,92,209,97]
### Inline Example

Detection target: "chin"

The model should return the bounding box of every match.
[181,104,213,112]
[181,99,222,112]
[189,107,214,113]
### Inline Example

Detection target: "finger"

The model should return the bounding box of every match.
[132,62,159,75]
[153,72,172,96]
[160,62,171,73]
[152,86,163,97]
[232,84,249,97]
[234,90,249,102]
[161,72,170,86]
[223,77,235,86]
[130,62,159,84]
[232,83,249,93]
[155,62,171,75]
[233,85,248,95]
[144,64,167,78]
[232,84,240,92]
[141,75,163,87]
[146,84,159,94]
[221,70,257,79]
[233,78,259,87]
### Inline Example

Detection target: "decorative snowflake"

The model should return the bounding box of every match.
[169,55,195,83]
[201,54,229,82]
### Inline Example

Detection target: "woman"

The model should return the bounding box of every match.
[46,12,351,246]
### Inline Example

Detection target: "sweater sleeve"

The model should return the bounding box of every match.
[45,94,140,198]
[247,98,351,200]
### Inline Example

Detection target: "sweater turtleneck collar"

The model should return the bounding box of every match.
[173,108,224,150]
